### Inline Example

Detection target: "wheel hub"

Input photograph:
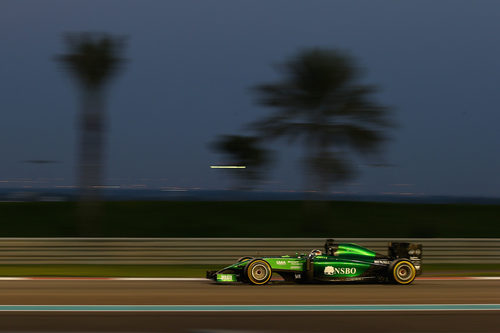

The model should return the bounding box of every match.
[251,264,268,280]
[397,264,411,280]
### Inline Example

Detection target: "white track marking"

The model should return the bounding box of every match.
[0,304,499,312]
[0,276,498,281]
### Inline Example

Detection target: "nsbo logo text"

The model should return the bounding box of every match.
[324,266,357,275]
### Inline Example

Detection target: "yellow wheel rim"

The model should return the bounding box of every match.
[393,261,416,285]
[247,260,272,285]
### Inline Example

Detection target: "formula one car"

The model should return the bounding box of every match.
[207,239,422,285]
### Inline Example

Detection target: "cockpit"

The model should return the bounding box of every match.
[309,239,339,258]
[308,249,323,257]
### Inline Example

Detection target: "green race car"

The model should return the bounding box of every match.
[207,239,422,285]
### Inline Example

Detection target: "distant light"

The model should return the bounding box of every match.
[91,185,121,189]
[210,166,246,169]
[22,160,59,164]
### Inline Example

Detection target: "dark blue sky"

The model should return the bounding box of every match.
[1,0,500,196]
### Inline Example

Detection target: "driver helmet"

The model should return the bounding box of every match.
[311,249,322,256]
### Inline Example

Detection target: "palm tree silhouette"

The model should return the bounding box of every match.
[58,33,126,201]
[212,135,271,190]
[253,49,392,193]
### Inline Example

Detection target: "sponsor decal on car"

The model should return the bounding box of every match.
[374,259,390,265]
[276,260,286,265]
[324,266,357,275]
[216,274,237,282]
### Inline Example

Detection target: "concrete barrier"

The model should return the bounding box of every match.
[0,238,498,264]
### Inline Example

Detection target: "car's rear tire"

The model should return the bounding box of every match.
[390,260,416,285]
[244,259,272,285]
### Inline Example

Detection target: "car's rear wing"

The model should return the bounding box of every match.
[388,242,423,275]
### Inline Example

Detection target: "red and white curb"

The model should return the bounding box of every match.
[0,277,498,281]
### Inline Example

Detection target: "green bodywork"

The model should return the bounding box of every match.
[215,243,379,281]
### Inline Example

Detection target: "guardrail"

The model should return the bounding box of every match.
[0,238,498,264]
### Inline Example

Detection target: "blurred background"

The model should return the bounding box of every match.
[2,0,500,197]
[1,0,500,237]
[1,1,500,332]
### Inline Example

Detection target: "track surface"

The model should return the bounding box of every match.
[0,279,499,304]
[0,280,499,332]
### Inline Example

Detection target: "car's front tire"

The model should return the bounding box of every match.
[390,259,417,285]
[244,259,272,285]
[238,256,254,263]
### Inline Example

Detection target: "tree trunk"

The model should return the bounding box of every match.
[77,88,107,235]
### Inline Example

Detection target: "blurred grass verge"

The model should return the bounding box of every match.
[0,265,219,277]
[0,264,498,277]
[1,201,500,237]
